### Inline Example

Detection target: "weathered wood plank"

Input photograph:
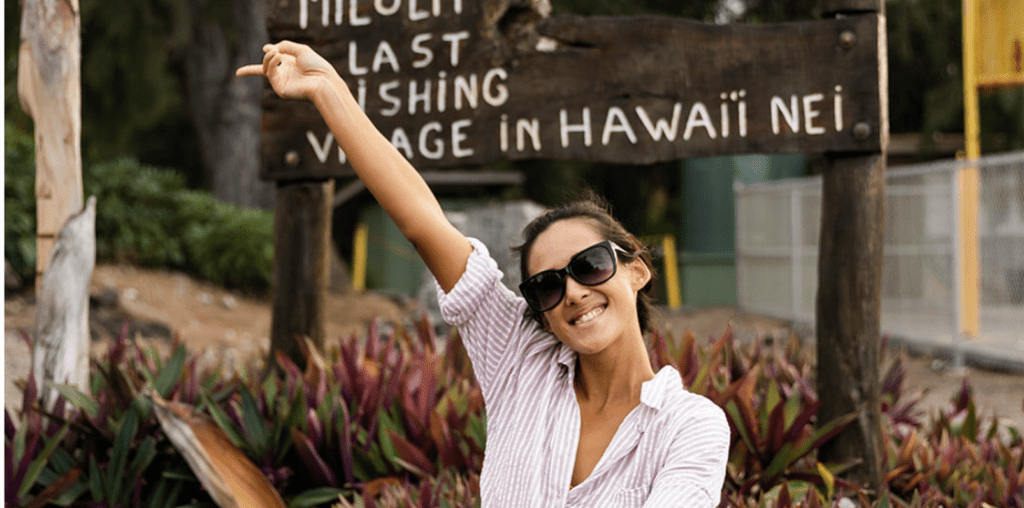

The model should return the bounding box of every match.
[260,1,882,180]
[271,180,334,367]
[18,0,84,283]
[33,197,95,411]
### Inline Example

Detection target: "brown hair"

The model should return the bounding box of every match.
[513,192,658,335]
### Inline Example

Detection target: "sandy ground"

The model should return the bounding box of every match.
[6,264,1024,430]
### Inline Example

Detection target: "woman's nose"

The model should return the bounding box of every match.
[562,276,591,306]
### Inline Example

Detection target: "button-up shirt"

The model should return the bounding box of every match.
[437,239,730,507]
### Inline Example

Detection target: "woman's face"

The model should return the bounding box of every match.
[526,218,650,356]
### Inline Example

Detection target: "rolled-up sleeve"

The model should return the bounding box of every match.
[435,238,533,401]
[642,400,730,507]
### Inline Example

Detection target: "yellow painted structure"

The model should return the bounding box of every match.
[352,223,369,291]
[976,0,1024,88]
[960,0,982,338]
[960,0,1023,338]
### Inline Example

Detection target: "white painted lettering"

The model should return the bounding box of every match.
[500,114,509,153]
[348,41,368,75]
[803,93,825,135]
[834,86,844,132]
[411,33,434,69]
[300,0,309,29]
[321,0,329,28]
[335,0,342,25]
[408,80,432,114]
[719,93,729,138]
[602,106,638,145]
[452,119,473,157]
[390,127,414,158]
[560,108,593,148]
[409,0,428,20]
[350,0,371,26]
[738,90,747,137]
[635,103,682,141]
[375,0,401,16]
[442,31,470,66]
[378,80,401,116]
[353,79,366,110]
[307,130,334,163]
[482,68,508,107]
[771,95,799,134]
[419,122,444,159]
[372,41,401,73]
[454,74,477,110]
[436,71,448,113]
[683,102,717,140]
[516,118,541,151]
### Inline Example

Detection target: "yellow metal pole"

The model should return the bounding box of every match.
[960,0,981,338]
[352,223,369,291]
[661,235,682,310]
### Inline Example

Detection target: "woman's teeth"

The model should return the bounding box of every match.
[574,307,604,325]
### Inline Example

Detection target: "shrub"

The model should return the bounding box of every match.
[3,123,275,293]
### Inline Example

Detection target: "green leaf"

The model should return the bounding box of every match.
[88,455,103,502]
[288,487,348,508]
[154,344,187,398]
[53,384,99,419]
[108,405,140,501]
[127,436,157,481]
[240,387,271,459]
[18,423,70,499]
[201,391,246,448]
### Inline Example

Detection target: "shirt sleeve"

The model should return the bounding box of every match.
[642,398,731,508]
[434,238,539,402]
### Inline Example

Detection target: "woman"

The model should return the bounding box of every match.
[238,41,729,507]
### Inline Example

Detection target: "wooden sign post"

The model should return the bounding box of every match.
[261,0,887,488]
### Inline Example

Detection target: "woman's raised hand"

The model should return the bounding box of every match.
[236,41,341,101]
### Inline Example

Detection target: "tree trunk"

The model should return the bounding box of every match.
[182,0,273,209]
[17,0,84,287]
[33,197,96,411]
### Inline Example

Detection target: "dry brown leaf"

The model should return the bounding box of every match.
[148,390,287,508]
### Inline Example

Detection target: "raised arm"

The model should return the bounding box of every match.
[237,41,471,291]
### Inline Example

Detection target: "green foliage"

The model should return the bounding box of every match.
[4,127,274,292]
[177,191,275,291]
[85,157,190,268]
[4,122,38,280]
[7,318,1023,507]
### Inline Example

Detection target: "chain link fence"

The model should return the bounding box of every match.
[736,151,1024,357]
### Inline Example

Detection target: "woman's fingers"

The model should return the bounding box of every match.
[235,64,264,77]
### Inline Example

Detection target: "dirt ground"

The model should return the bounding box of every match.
[6,263,1024,430]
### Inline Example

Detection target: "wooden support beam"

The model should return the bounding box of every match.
[816,0,886,493]
[271,179,334,368]
[815,155,886,492]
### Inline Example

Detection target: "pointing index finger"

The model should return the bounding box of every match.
[236,64,264,77]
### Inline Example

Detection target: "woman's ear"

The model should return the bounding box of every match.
[627,258,652,292]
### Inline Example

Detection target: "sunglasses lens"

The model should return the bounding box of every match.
[570,245,616,285]
[522,271,566,312]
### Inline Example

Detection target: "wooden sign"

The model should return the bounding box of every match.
[261,0,883,180]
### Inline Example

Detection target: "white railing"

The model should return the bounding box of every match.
[736,151,1024,352]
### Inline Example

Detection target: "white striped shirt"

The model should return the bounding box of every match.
[436,239,730,508]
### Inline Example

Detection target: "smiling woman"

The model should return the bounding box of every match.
[238,40,729,507]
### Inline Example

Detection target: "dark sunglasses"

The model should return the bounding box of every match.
[519,240,629,313]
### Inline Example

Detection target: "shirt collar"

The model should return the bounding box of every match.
[639,365,682,411]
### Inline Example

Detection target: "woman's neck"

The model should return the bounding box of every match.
[573,333,655,409]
